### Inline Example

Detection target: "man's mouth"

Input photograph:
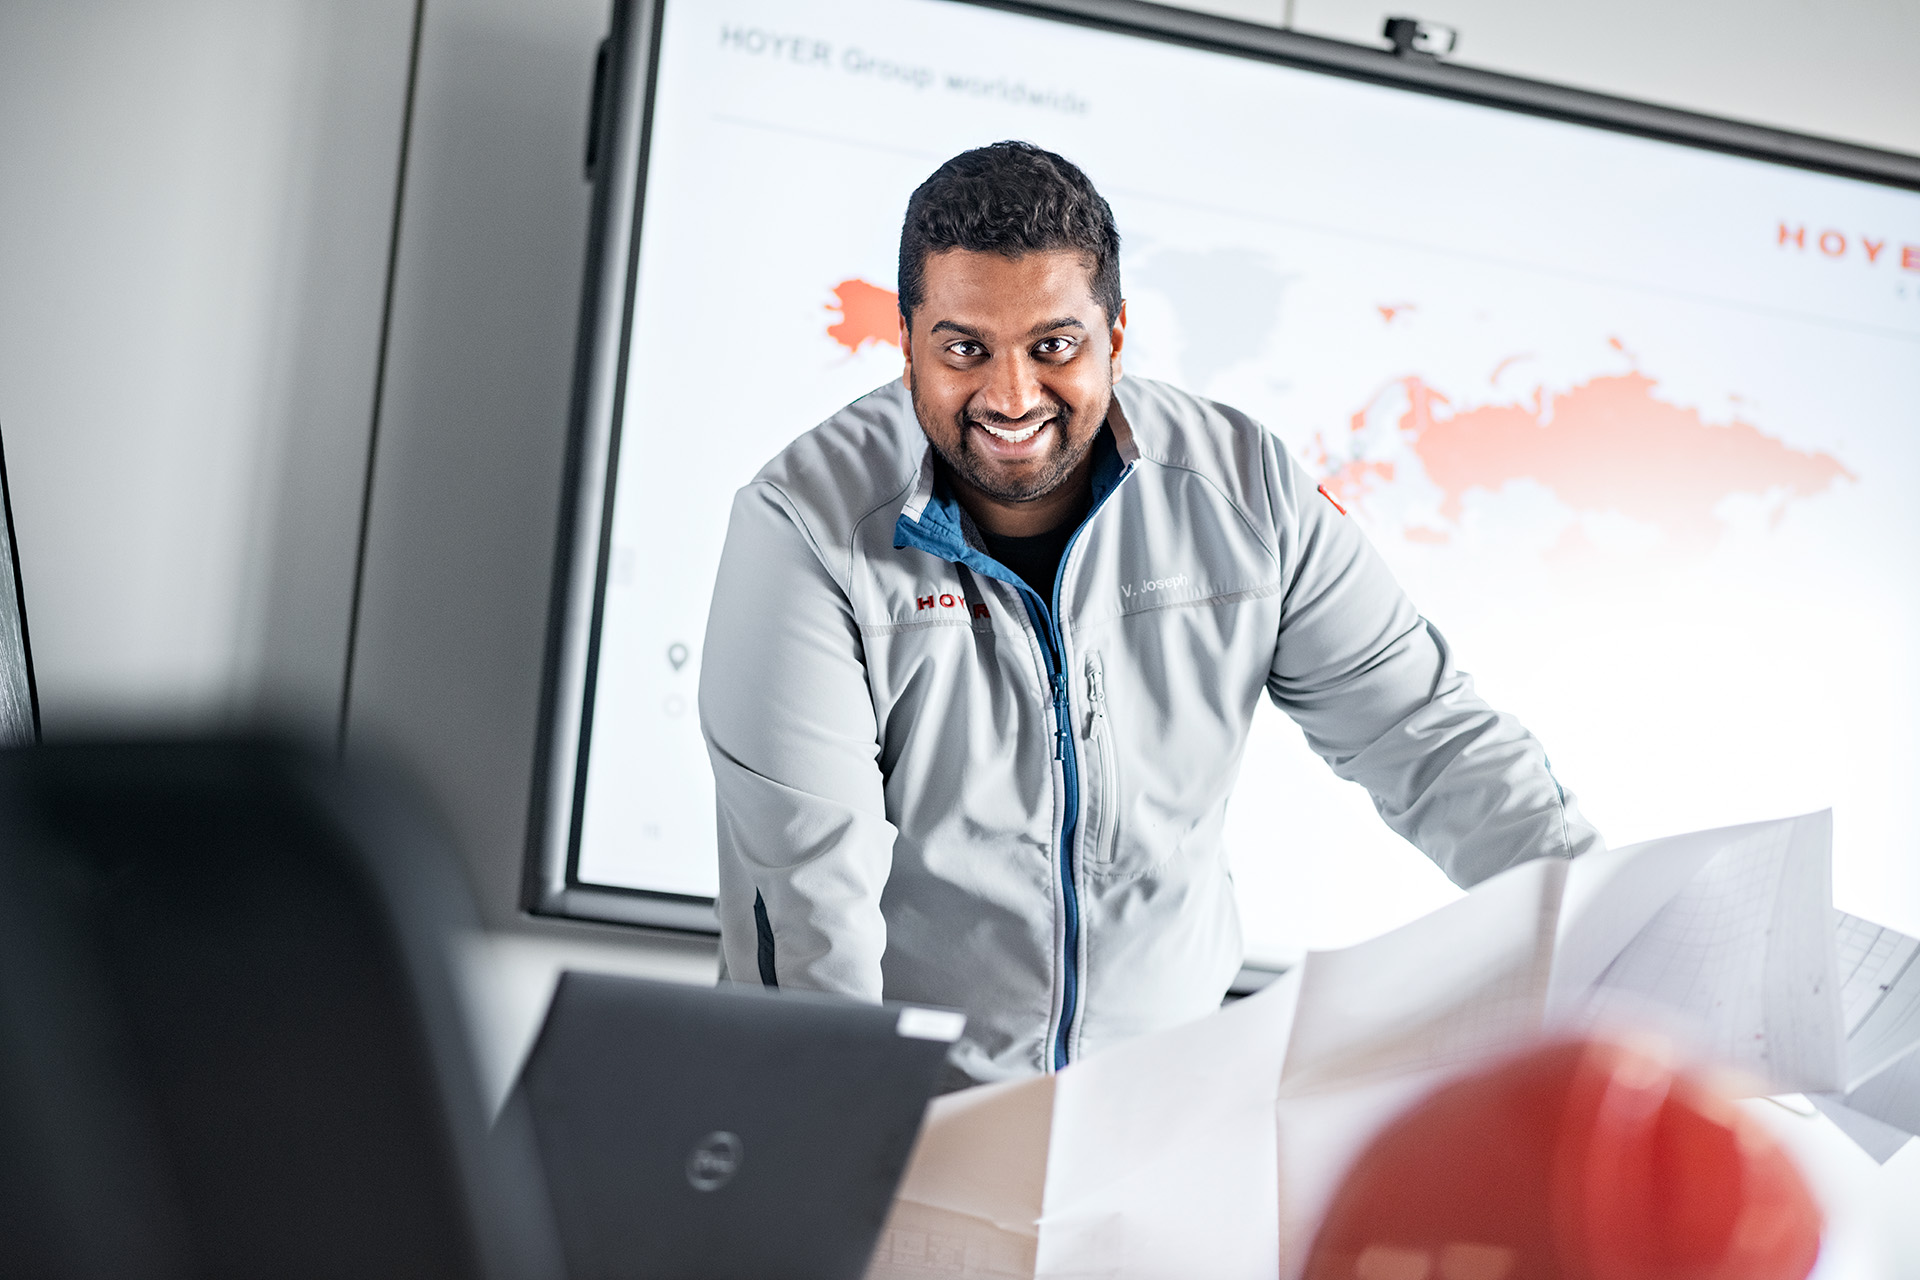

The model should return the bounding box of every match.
[975,418,1049,444]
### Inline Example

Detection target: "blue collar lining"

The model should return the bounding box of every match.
[893,429,1127,591]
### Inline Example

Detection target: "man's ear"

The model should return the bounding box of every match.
[898,312,913,389]
[1108,299,1127,383]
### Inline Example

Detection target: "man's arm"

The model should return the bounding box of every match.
[698,483,894,997]
[1261,435,1602,885]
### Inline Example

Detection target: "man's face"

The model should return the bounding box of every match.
[900,248,1125,535]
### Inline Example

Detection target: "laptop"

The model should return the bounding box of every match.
[512,971,962,1280]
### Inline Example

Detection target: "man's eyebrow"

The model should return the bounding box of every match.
[926,317,1089,341]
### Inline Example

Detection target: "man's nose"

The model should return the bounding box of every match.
[977,351,1046,422]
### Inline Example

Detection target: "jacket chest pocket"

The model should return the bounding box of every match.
[1079,650,1121,870]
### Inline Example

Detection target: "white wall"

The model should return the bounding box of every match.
[0,0,414,730]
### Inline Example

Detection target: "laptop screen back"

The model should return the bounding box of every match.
[518,972,958,1280]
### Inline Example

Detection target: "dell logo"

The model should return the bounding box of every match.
[685,1131,744,1192]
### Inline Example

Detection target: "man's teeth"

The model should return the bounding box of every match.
[980,420,1046,443]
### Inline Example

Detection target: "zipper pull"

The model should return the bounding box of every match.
[1085,655,1106,737]
[1051,671,1070,760]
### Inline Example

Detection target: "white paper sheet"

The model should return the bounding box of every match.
[1807,1094,1913,1165]
[1838,1045,1920,1141]
[1582,811,1844,1093]
[1547,824,1727,1011]
[870,972,1305,1280]
[890,1074,1055,1235]
[1835,912,1920,1089]
[1280,855,1565,1093]
[1802,912,1920,1161]
[866,1076,1055,1280]
[1034,969,1303,1280]
[866,1198,1039,1280]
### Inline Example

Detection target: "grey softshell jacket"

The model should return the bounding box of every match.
[699,376,1600,1086]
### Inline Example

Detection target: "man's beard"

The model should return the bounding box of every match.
[911,384,1110,506]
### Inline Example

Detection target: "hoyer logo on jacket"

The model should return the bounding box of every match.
[915,590,989,620]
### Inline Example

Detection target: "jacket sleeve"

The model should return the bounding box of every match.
[698,482,894,999]
[1261,434,1603,885]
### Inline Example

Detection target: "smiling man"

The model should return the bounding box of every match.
[700,142,1599,1087]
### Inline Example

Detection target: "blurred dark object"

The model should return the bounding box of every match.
[1305,1038,1822,1280]
[0,739,561,1280]
[1383,16,1459,58]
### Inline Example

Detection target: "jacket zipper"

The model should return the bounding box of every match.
[1017,591,1079,1072]
[1041,462,1136,1070]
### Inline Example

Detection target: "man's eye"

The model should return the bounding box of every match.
[1034,337,1076,357]
[947,341,984,359]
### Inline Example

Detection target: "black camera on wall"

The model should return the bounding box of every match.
[1383,16,1459,58]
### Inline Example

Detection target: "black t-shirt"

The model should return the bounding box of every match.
[979,495,1089,605]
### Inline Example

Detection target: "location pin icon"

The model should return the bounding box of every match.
[667,643,689,671]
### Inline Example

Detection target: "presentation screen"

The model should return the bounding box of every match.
[536,0,1920,962]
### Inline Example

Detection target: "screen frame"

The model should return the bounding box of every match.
[524,0,1920,935]
[0,426,39,745]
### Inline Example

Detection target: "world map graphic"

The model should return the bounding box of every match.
[1314,364,1854,553]
[825,276,1855,553]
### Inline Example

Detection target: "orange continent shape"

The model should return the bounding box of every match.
[1396,371,1854,547]
[826,278,901,354]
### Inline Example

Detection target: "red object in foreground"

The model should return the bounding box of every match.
[1302,1039,1823,1280]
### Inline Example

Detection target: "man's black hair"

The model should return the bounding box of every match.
[897,141,1121,325]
